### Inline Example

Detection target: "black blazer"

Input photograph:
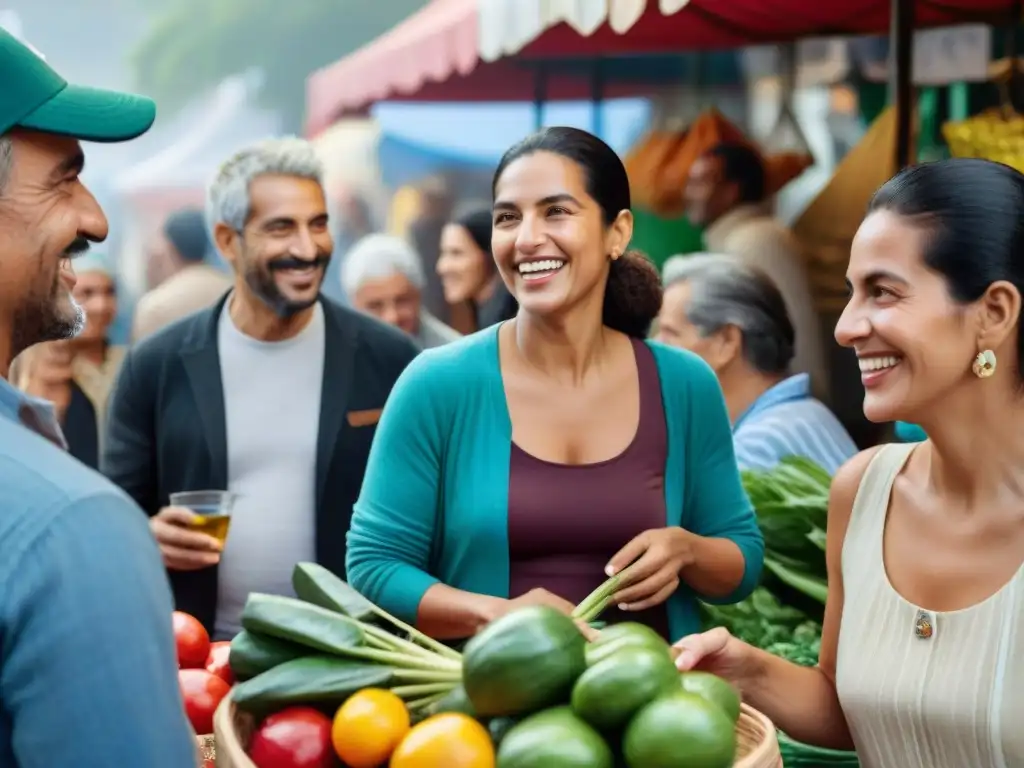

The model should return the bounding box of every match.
[101,295,420,632]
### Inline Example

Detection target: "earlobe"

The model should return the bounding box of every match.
[213,222,238,264]
[611,209,634,254]
[979,280,1021,348]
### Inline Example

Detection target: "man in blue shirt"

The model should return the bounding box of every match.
[657,254,857,475]
[0,28,198,767]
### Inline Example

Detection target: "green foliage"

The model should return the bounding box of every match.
[129,0,431,122]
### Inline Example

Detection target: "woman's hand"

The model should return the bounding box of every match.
[499,590,596,639]
[672,627,752,685]
[605,527,695,611]
[507,587,577,616]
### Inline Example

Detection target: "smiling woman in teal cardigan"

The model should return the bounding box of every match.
[347,127,764,643]
[346,324,765,642]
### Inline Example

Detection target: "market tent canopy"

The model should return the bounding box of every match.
[308,0,1018,135]
[481,0,1022,61]
[305,0,655,135]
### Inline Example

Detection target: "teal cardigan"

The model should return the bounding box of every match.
[346,326,764,641]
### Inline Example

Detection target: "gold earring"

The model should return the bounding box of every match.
[972,349,997,378]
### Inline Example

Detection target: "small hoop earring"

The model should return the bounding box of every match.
[972,349,997,378]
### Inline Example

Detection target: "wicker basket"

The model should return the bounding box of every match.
[214,696,781,767]
[735,704,783,767]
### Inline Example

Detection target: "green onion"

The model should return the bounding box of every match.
[391,682,457,700]
[572,562,640,622]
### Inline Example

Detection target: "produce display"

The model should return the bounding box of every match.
[216,562,762,767]
[171,609,232,768]
[700,458,860,767]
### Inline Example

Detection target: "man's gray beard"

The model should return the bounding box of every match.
[10,296,85,359]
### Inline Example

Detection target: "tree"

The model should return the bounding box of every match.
[128,0,431,131]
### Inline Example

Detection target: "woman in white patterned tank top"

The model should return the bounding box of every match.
[671,158,1024,768]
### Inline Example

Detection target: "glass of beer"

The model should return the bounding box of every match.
[170,490,236,546]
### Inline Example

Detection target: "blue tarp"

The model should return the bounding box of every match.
[373,99,652,188]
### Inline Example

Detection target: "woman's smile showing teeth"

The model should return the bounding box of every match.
[858,354,902,388]
[517,258,566,283]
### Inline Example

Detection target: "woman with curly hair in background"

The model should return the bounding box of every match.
[347,127,764,642]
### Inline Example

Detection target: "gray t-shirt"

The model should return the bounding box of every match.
[214,300,325,638]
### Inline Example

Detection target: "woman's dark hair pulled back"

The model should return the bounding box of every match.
[868,158,1024,379]
[492,126,662,338]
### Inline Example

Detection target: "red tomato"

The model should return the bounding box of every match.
[179,668,230,736]
[173,611,211,669]
[205,640,234,685]
[249,707,334,768]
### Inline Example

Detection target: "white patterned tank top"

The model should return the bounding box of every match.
[834,442,1024,768]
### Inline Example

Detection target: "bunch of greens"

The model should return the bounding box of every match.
[741,457,830,610]
[700,587,821,654]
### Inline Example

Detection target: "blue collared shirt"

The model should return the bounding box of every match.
[733,373,858,475]
[0,376,197,767]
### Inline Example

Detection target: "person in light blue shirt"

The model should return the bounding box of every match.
[0,28,198,768]
[656,254,857,475]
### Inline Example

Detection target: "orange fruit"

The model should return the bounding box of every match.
[390,712,495,768]
[332,688,410,768]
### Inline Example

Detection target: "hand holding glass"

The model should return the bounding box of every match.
[169,490,235,546]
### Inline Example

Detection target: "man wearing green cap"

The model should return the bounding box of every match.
[0,28,199,767]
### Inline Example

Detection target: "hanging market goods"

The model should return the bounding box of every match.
[624,108,813,218]
[792,107,898,313]
[943,108,1024,174]
[625,129,688,211]
[213,561,781,767]
[763,151,814,198]
[660,110,750,214]
[943,57,1024,174]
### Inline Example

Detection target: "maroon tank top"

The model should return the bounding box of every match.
[507,338,671,639]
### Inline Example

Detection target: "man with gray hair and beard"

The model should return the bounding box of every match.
[656,253,855,474]
[102,137,420,641]
[0,27,198,768]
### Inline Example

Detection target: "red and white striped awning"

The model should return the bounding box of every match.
[478,0,692,62]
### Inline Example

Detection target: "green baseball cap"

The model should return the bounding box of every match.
[0,27,155,142]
